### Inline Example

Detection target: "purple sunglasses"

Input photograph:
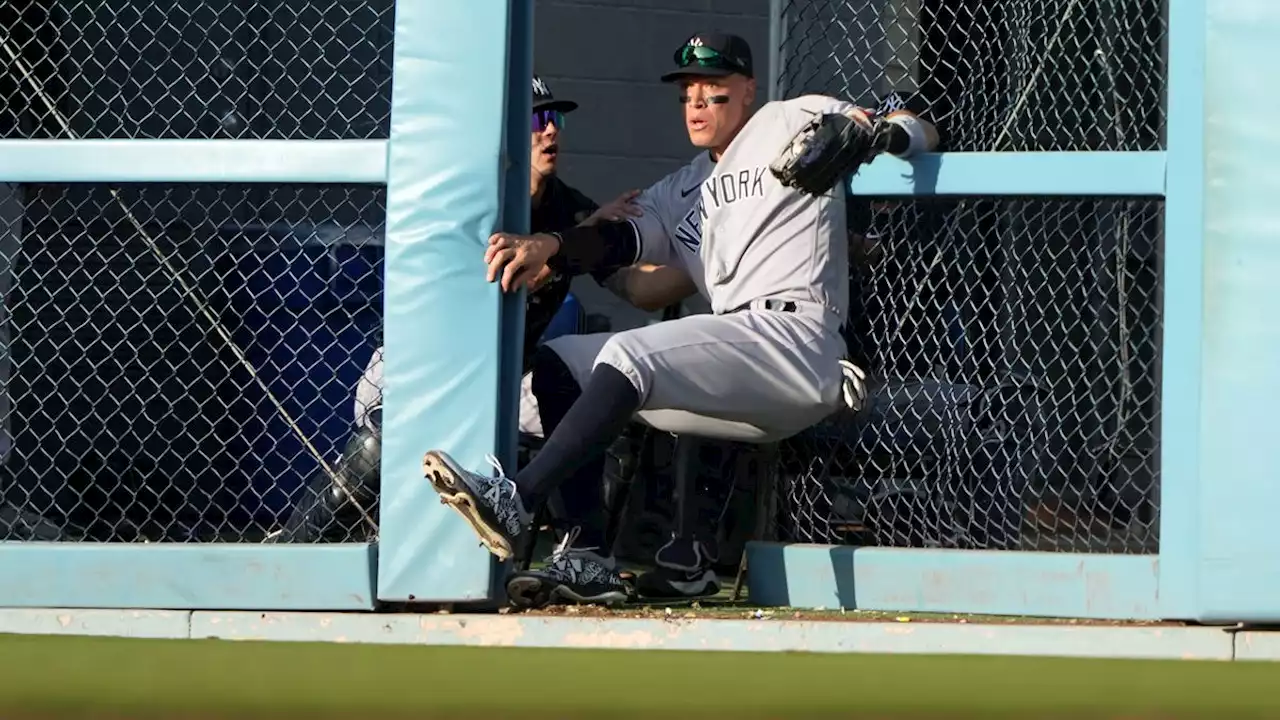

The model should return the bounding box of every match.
[532,108,565,132]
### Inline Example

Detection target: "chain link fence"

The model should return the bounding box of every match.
[775,0,1166,152]
[773,0,1166,553]
[1,0,393,140]
[0,1,392,543]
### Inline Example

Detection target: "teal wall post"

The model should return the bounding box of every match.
[1179,0,1280,622]
[376,0,514,602]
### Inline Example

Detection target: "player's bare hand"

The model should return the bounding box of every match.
[581,189,643,226]
[485,232,559,292]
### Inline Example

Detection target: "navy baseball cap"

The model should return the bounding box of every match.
[661,31,754,83]
[532,74,578,113]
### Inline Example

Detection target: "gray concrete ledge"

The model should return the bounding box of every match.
[1233,630,1280,661]
[0,608,191,638]
[0,608,1255,661]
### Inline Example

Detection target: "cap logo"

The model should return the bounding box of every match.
[879,91,906,113]
[532,77,550,97]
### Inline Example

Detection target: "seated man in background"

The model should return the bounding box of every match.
[271,75,644,543]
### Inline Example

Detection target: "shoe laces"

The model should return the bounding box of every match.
[482,452,520,506]
[547,526,603,564]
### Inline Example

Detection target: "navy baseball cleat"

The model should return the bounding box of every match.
[506,527,632,609]
[422,450,531,562]
[635,534,722,601]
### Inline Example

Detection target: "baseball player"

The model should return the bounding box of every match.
[497,34,760,601]
[424,30,940,607]
[272,75,642,543]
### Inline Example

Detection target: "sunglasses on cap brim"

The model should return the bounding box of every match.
[675,45,746,73]
[532,109,565,132]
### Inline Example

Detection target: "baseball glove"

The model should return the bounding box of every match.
[769,112,887,196]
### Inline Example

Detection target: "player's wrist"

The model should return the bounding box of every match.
[538,232,563,257]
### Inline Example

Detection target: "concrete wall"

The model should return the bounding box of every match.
[533,0,772,329]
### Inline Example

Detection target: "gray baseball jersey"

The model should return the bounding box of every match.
[627,150,716,295]
[628,94,857,318]
[543,94,860,441]
[700,94,855,318]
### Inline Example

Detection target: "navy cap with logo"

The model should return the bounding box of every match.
[660,31,754,83]
[532,74,578,114]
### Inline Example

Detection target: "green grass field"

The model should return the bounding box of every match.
[0,633,1277,719]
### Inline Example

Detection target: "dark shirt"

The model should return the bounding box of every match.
[523,175,599,370]
[531,175,598,235]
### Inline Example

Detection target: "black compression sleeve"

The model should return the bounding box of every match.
[546,221,640,277]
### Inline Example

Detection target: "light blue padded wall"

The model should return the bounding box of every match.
[377,0,519,602]
[1185,0,1280,622]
